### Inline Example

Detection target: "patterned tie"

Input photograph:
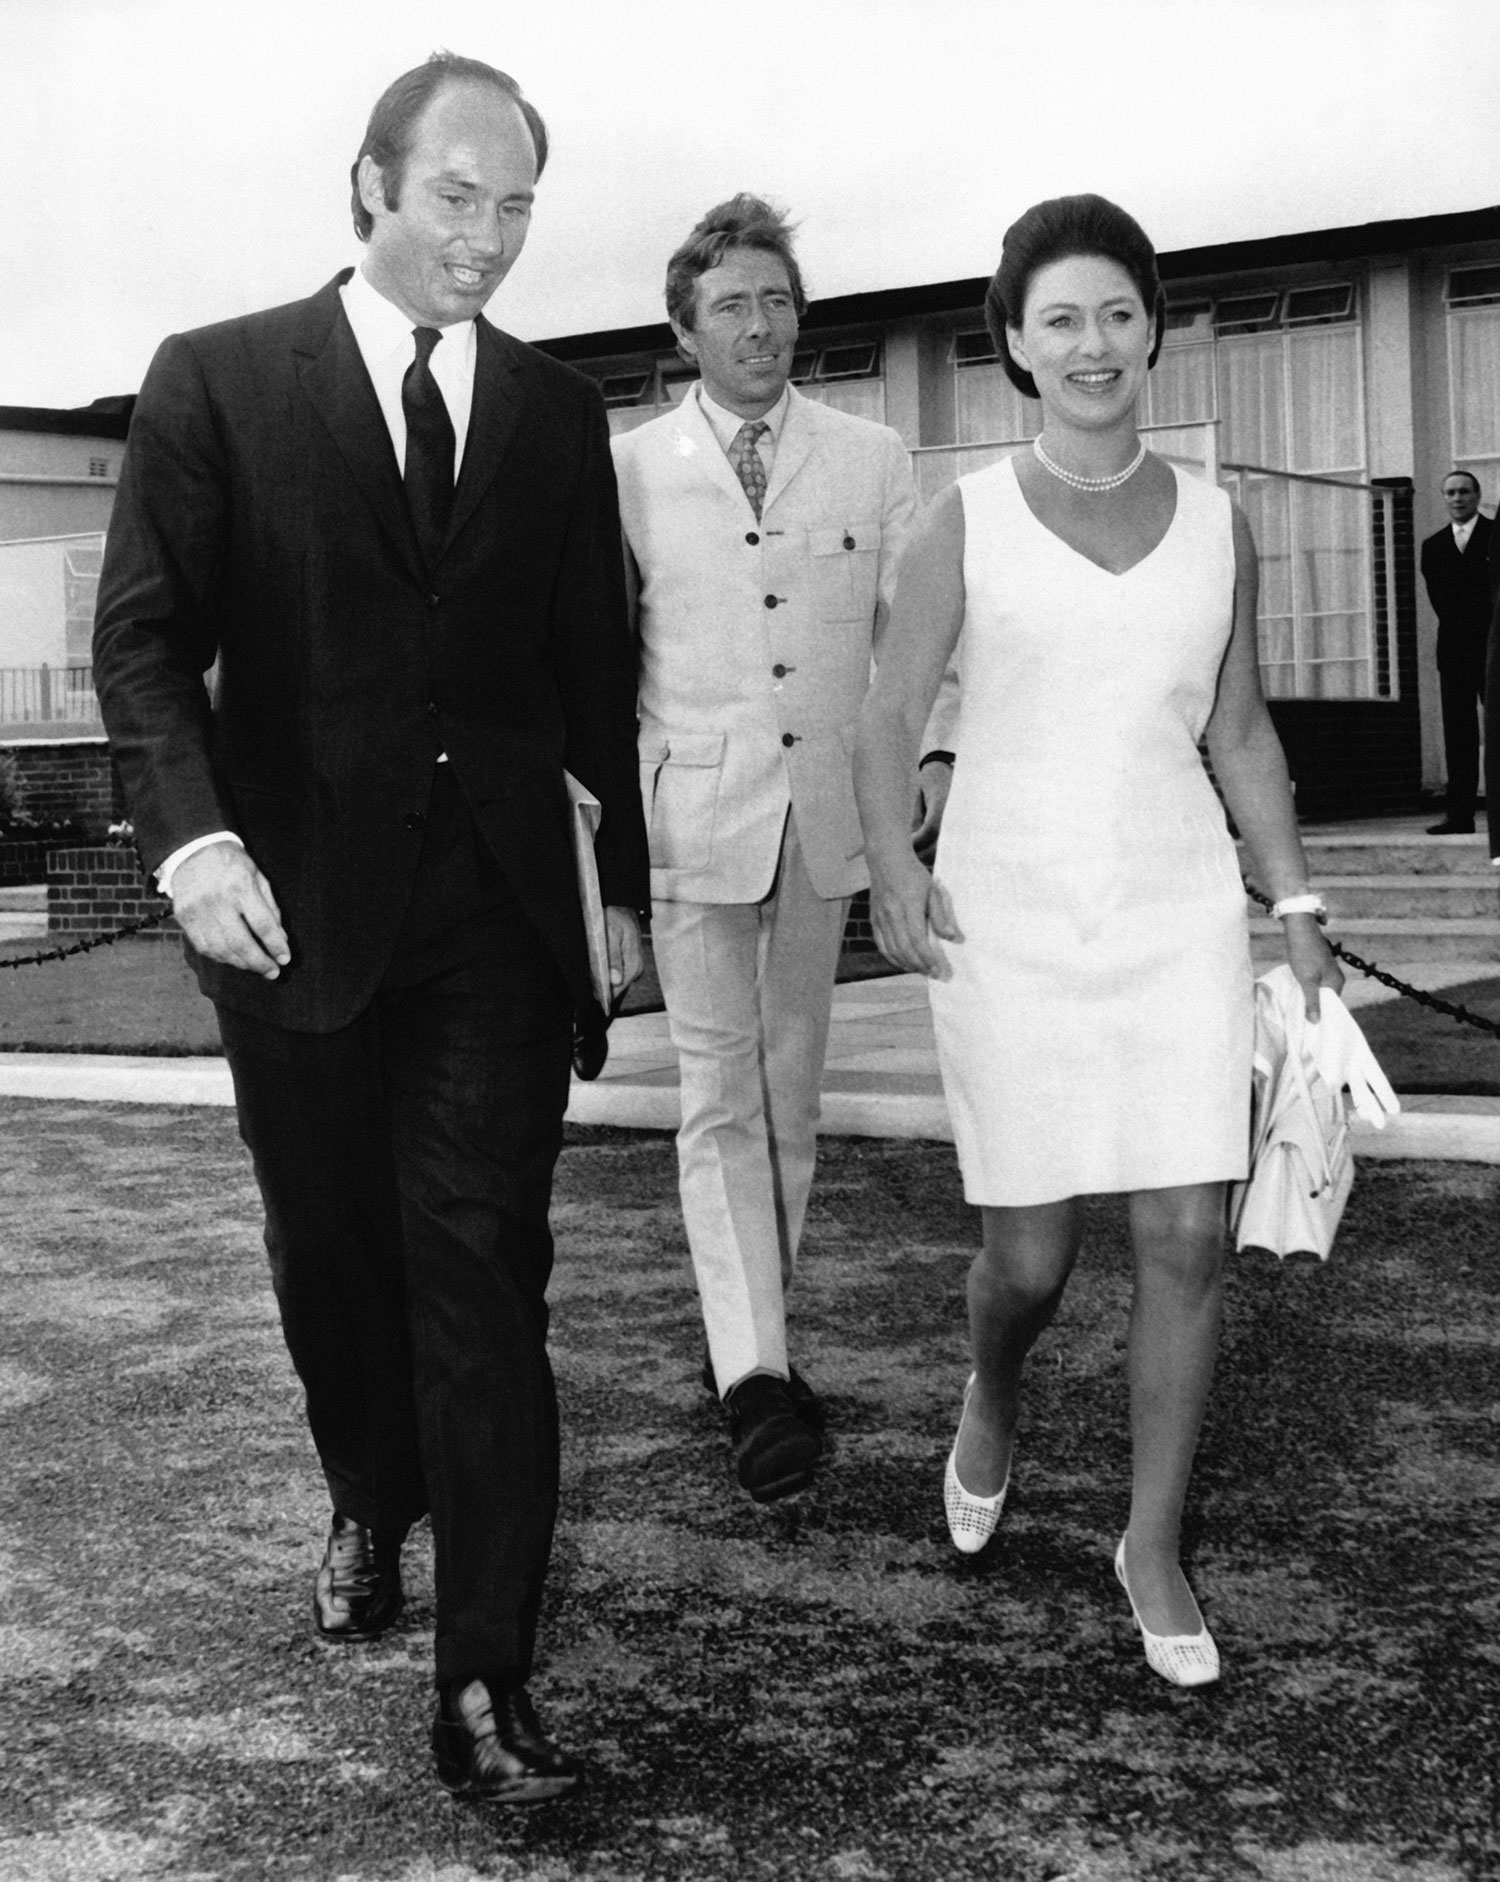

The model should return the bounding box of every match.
[728,420,769,520]
[402,326,455,563]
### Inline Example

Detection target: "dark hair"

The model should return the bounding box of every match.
[665,194,807,332]
[983,193,1166,400]
[1443,468,1482,496]
[350,51,548,242]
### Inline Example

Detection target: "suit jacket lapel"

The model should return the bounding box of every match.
[673,387,759,513]
[763,387,816,514]
[295,275,420,572]
[447,318,525,549]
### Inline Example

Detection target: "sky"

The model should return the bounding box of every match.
[3,0,1497,410]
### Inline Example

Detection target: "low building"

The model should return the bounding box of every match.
[540,204,1500,817]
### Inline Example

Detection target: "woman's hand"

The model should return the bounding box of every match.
[867,850,962,979]
[1283,912,1343,1023]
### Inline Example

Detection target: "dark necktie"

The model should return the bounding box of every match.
[728,420,769,520]
[402,326,455,563]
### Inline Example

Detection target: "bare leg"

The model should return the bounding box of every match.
[953,1199,1084,1496]
[1120,1182,1226,1635]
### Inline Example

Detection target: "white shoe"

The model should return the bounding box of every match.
[942,1375,1009,1555]
[1113,1537,1220,1688]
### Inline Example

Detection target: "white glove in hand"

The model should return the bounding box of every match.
[1306,986,1400,1128]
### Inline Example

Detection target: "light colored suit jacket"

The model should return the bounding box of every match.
[614,385,915,903]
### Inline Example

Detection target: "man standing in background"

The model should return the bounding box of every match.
[93,53,647,1803]
[1420,469,1493,835]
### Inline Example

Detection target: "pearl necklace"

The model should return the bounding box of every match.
[1032,435,1147,493]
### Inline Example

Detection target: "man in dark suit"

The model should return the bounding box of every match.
[92,53,648,1803]
[1420,469,1493,835]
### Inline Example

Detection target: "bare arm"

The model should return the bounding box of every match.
[854,484,966,976]
[1205,504,1342,1018]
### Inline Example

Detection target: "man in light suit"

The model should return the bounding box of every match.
[612,196,920,1502]
[93,54,647,1801]
[1420,469,1494,835]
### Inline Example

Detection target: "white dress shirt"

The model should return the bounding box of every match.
[695,383,789,483]
[1452,515,1478,553]
[157,266,478,894]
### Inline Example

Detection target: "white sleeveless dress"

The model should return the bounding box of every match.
[928,454,1253,1206]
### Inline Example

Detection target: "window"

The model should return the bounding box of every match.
[1447,264,1500,308]
[598,369,654,409]
[1214,292,1280,335]
[792,338,885,421]
[1445,271,1500,506]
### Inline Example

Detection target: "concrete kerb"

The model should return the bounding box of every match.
[0,1050,1496,1163]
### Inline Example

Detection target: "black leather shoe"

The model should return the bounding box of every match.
[723,1373,820,1503]
[1427,818,1475,835]
[312,1515,404,1642]
[433,1681,582,1803]
[701,1348,826,1432]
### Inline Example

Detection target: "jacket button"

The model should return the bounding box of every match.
[843,534,856,550]
[426,702,439,717]
[746,532,759,546]
[772,663,786,678]
[781,732,795,748]
[403,811,424,830]
[764,594,778,609]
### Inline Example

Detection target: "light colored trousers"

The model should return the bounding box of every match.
[651,816,849,1396]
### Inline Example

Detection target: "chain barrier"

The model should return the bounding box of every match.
[0,908,172,969]
[2,884,1495,1042]
[1243,880,1500,1040]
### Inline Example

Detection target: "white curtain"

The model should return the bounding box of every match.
[955,365,1040,445]
[799,379,886,423]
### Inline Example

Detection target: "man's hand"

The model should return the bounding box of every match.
[912,758,953,867]
[605,905,643,998]
[170,841,291,979]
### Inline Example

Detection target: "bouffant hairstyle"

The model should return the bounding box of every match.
[983,194,1166,400]
[665,194,808,333]
[350,51,548,242]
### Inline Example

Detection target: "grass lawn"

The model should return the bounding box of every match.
[1,933,1495,1095]
[0,1112,1495,1880]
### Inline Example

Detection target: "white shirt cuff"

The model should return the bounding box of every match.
[157,831,244,897]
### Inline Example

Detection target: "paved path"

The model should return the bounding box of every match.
[1,966,1495,1162]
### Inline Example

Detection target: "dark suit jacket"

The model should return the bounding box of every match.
[94,272,648,1031]
[1420,511,1495,678]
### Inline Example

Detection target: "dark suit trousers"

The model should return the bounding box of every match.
[215,764,573,1689]
[1439,652,1487,819]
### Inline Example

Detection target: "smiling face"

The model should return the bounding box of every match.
[1443,474,1480,525]
[672,248,799,419]
[358,80,536,328]
[1007,254,1154,429]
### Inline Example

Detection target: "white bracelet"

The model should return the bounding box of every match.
[1271,893,1326,921]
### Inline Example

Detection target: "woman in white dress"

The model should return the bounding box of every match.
[854,196,1340,1687]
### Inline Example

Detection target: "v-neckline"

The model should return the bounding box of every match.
[1009,453,1180,579]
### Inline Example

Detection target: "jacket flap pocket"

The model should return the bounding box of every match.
[809,523,879,557]
[661,732,726,767]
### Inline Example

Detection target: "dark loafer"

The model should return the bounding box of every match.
[702,1349,826,1431]
[312,1515,404,1642]
[433,1681,582,1803]
[723,1373,820,1503]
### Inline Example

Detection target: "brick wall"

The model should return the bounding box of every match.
[2,740,123,835]
[47,846,179,938]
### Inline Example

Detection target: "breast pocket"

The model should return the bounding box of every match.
[639,732,726,872]
[809,523,881,623]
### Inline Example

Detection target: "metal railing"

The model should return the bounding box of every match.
[0,664,102,725]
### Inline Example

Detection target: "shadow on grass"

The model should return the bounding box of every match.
[0,1113,1496,1880]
